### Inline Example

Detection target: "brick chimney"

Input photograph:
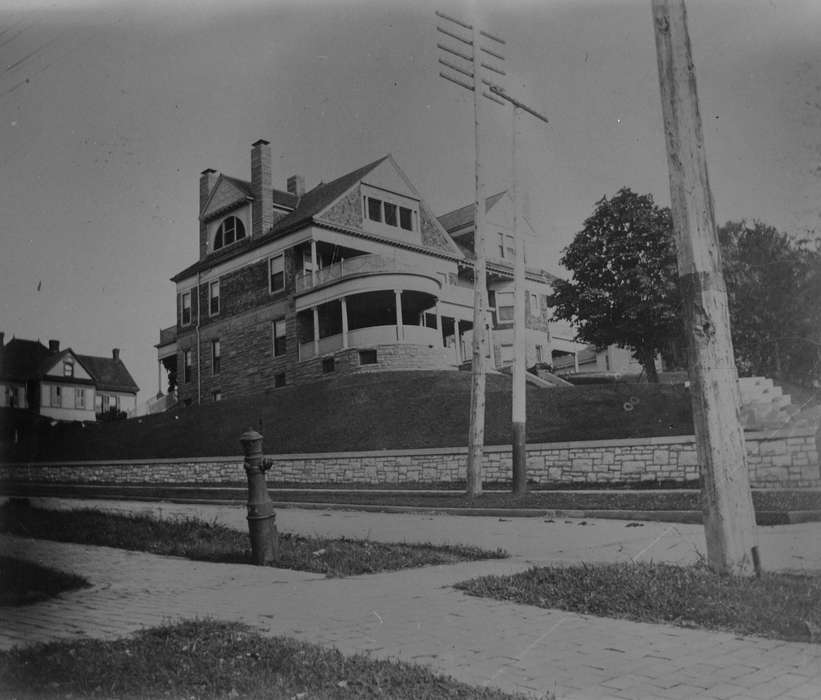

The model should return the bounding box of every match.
[48,339,60,353]
[199,168,219,259]
[287,174,305,198]
[112,348,120,361]
[251,140,273,237]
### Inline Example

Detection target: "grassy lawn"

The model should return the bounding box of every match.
[0,556,90,606]
[455,562,821,643]
[0,619,530,699]
[1,372,693,462]
[0,500,505,577]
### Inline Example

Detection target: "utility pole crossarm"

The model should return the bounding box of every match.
[488,85,549,124]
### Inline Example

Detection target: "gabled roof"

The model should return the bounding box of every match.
[173,156,393,282]
[0,337,138,393]
[219,175,299,209]
[0,338,51,381]
[76,354,139,394]
[437,191,507,233]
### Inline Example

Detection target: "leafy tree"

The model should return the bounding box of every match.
[550,188,682,382]
[719,221,821,385]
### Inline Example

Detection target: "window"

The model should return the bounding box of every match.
[181,291,192,326]
[498,233,505,258]
[269,254,285,293]
[322,357,335,373]
[273,318,287,357]
[211,339,221,374]
[530,293,540,317]
[367,197,382,222]
[214,216,246,251]
[50,385,61,407]
[501,344,514,364]
[75,387,85,408]
[383,202,397,227]
[183,350,192,383]
[63,361,74,377]
[506,235,515,259]
[209,280,220,315]
[496,291,514,322]
[536,345,544,363]
[274,372,286,388]
[364,194,416,232]
[212,390,222,402]
[359,349,378,365]
[399,207,413,231]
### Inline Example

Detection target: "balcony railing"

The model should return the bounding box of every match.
[298,324,444,362]
[295,254,433,294]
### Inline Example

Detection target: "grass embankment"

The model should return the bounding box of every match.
[1,371,693,462]
[0,556,90,606]
[456,562,821,643]
[0,619,529,699]
[0,501,505,577]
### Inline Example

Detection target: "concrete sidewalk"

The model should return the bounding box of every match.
[2,499,820,699]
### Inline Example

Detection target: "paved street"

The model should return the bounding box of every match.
[2,499,820,699]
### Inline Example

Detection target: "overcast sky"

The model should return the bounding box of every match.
[1,0,819,402]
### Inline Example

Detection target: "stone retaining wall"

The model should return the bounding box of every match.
[2,428,818,488]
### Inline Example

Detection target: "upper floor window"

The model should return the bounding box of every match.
[63,361,74,377]
[270,254,285,293]
[496,291,514,323]
[273,318,287,357]
[214,216,246,251]
[364,196,415,232]
[497,233,515,260]
[181,291,192,326]
[211,338,221,374]
[209,280,220,316]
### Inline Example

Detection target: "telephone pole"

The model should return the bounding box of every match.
[489,86,548,495]
[652,0,758,575]
[437,10,506,496]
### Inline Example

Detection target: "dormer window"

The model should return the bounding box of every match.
[214,216,246,251]
[363,195,416,232]
[63,361,74,377]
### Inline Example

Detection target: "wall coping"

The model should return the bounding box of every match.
[1,427,814,469]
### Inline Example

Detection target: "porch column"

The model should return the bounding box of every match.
[310,239,317,286]
[573,351,579,373]
[455,319,462,363]
[394,289,403,340]
[312,306,320,356]
[157,361,162,396]
[341,296,349,349]
[435,301,442,343]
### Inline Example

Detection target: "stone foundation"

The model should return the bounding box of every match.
[2,428,818,489]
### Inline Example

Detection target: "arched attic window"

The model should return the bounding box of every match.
[214,216,246,251]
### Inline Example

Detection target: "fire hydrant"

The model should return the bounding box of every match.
[239,428,278,565]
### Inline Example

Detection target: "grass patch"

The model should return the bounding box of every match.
[0,500,505,577]
[0,619,528,699]
[455,561,821,643]
[0,556,90,606]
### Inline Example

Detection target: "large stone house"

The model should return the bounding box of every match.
[156,141,556,405]
[0,334,139,421]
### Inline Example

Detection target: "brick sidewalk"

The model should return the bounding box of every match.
[2,534,820,700]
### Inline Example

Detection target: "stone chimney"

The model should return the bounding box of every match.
[287,174,305,198]
[199,169,219,259]
[48,339,60,353]
[112,348,120,361]
[251,140,273,237]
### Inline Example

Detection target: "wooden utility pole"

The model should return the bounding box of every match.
[436,10,506,497]
[511,105,527,494]
[488,86,548,495]
[466,14,489,496]
[652,0,758,575]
